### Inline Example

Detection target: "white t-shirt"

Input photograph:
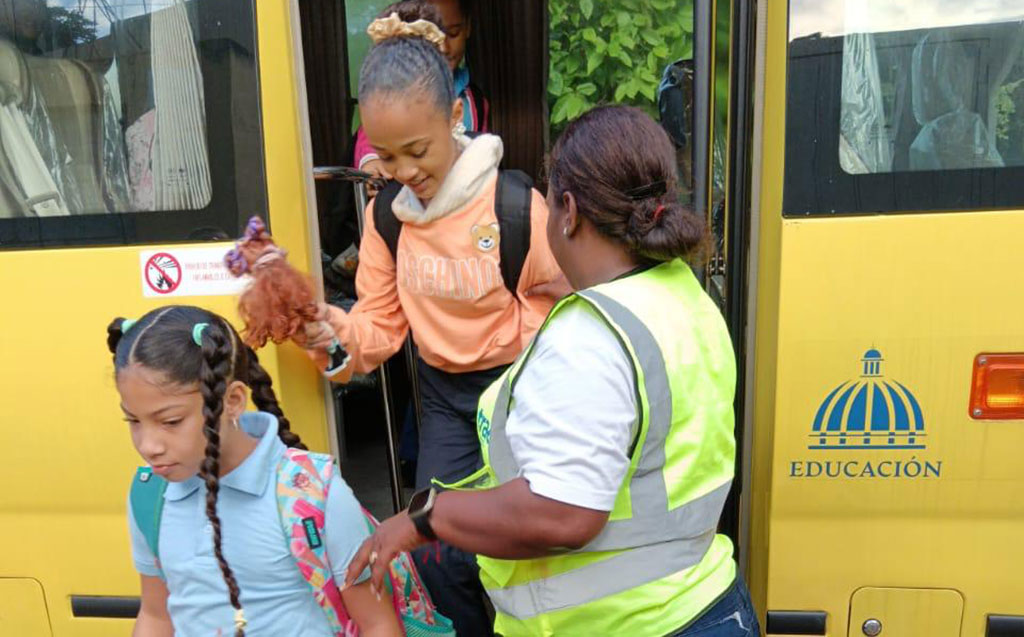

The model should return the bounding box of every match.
[506,301,638,511]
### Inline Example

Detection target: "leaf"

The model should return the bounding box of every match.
[580,0,594,20]
[582,27,599,43]
[566,93,587,120]
[551,94,573,123]
[614,83,628,102]
[549,70,565,96]
[608,39,622,57]
[578,82,598,96]
[601,13,616,27]
[653,44,669,58]
[586,50,606,75]
[641,28,662,46]
[564,55,582,75]
[639,81,656,101]
[616,50,633,67]
[619,33,636,50]
[616,11,631,28]
[625,79,640,99]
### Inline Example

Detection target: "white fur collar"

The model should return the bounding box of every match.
[391,134,504,224]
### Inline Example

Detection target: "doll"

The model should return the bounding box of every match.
[225,216,349,375]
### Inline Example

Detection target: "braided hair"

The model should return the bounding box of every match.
[359,1,455,115]
[108,305,307,635]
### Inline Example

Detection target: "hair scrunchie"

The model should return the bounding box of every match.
[367,12,446,51]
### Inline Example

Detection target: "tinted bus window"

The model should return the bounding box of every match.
[0,0,265,249]
[784,0,1024,215]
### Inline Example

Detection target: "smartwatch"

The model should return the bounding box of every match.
[407,487,438,541]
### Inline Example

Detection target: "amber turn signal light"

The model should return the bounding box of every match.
[970,353,1024,419]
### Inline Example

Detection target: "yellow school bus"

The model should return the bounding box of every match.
[1,0,1022,635]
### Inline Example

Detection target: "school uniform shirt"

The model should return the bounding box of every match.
[353,65,489,169]
[127,412,370,636]
[506,301,639,511]
[315,133,562,382]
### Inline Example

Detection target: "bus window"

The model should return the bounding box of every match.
[784,0,1024,215]
[0,0,265,248]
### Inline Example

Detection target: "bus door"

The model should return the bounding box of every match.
[0,1,329,634]
[750,0,1024,634]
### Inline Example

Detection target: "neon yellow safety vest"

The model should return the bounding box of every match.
[442,258,739,637]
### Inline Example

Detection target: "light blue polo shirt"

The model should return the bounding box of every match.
[128,412,371,636]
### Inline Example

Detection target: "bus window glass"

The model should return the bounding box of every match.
[785,0,1024,215]
[0,0,265,248]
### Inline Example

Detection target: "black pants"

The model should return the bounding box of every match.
[412,359,506,637]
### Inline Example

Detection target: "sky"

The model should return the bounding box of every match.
[791,0,1024,40]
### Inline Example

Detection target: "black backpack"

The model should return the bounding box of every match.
[371,170,534,295]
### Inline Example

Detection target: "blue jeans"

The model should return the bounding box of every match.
[669,576,761,636]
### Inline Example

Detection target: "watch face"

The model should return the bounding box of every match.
[409,488,432,513]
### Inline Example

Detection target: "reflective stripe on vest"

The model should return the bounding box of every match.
[487,530,717,619]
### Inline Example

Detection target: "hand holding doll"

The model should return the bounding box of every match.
[225,216,350,375]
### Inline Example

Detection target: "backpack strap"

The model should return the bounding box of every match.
[276,448,353,637]
[465,82,489,132]
[495,170,533,296]
[129,466,168,580]
[277,449,455,636]
[371,180,403,264]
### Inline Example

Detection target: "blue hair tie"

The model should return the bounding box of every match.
[192,323,209,346]
[120,318,138,332]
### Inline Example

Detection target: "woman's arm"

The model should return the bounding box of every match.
[341,580,402,637]
[345,478,608,593]
[132,575,173,637]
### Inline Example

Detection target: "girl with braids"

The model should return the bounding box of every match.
[109,305,401,636]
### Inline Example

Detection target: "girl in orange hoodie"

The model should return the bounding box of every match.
[302,9,562,636]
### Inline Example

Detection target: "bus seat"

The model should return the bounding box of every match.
[910,31,1004,170]
[0,38,70,218]
[24,55,108,214]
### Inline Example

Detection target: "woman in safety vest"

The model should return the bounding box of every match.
[342,105,760,637]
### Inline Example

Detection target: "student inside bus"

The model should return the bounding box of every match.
[354,0,488,194]
[299,8,563,635]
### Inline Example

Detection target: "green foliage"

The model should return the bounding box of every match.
[549,0,694,135]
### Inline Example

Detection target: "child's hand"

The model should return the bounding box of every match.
[362,159,393,197]
[297,303,335,350]
[344,512,428,599]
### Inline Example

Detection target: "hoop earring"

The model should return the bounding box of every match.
[562,227,570,237]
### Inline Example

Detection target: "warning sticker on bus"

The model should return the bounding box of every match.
[139,247,248,298]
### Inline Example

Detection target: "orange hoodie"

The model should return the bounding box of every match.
[317,134,561,382]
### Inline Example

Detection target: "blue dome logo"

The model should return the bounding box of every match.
[810,350,925,450]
